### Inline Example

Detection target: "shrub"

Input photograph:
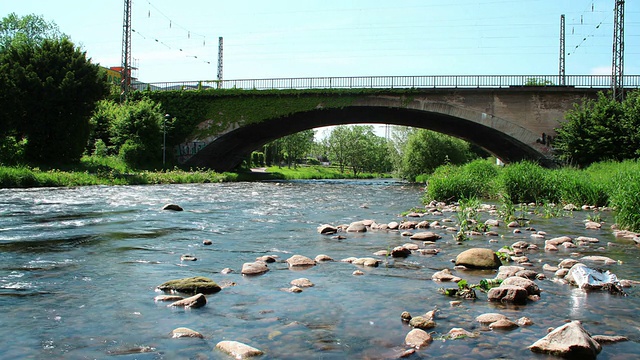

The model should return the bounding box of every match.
[497,161,560,204]
[609,167,640,231]
[424,160,499,202]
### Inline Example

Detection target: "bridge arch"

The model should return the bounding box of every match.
[185,98,553,171]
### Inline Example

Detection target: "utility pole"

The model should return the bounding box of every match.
[217,37,223,89]
[559,14,566,86]
[120,0,132,102]
[612,0,625,101]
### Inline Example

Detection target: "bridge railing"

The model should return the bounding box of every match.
[137,75,640,92]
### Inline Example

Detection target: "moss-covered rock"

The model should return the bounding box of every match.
[156,276,221,294]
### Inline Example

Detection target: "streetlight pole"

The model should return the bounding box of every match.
[163,114,170,167]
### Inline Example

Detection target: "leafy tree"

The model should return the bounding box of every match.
[0,12,65,50]
[280,129,315,167]
[109,97,165,168]
[554,91,640,166]
[399,129,478,181]
[324,125,392,176]
[0,37,108,164]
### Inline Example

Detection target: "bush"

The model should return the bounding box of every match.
[609,165,640,231]
[118,140,148,168]
[497,161,560,204]
[424,159,499,202]
[554,168,609,207]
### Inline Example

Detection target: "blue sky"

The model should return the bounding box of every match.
[2,0,638,83]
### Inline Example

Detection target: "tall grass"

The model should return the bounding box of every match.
[423,159,640,231]
[266,165,390,180]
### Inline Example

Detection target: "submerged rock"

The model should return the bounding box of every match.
[169,293,207,308]
[162,203,183,211]
[317,224,338,234]
[156,276,221,295]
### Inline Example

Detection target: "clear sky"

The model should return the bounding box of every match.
[2,0,638,84]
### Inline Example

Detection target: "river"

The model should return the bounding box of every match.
[0,180,639,359]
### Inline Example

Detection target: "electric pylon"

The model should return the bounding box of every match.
[121,0,132,102]
[612,0,625,101]
[217,37,223,89]
[559,14,566,86]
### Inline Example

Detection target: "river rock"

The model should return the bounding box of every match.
[476,313,508,324]
[241,261,269,276]
[546,236,573,246]
[487,285,528,304]
[416,220,430,228]
[581,255,617,265]
[405,328,432,349]
[162,203,183,211]
[391,246,411,258]
[529,320,601,359]
[592,335,628,343]
[410,231,442,241]
[286,255,316,268]
[489,318,519,330]
[169,293,207,308]
[455,248,501,269]
[346,222,367,232]
[352,257,380,267]
[576,236,599,243]
[317,224,338,234]
[558,259,579,269]
[448,328,476,339]
[585,221,602,230]
[496,265,525,280]
[432,269,462,282]
[409,316,436,330]
[517,317,534,326]
[290,278,314,287]
[485,219,500,227]
[170,327,204,339]
[399,221,418,229]
[215,340,264,358]
[256,255,278,263]
[156,276,221,294]
[154,295,184,302]
[180,254,197,261]
[315,254,334,262]
[501,276,540,295]
[388,221,399,230]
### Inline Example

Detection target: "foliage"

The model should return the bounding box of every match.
[498,161,560,204]
[109,97,166,168]
[524,78,554,86]
[0,32,108,164]
[265,165,389,180]
[0,12,65,50]
[323,125,392,176]
[608,163,640,231]
[424,159,499,202]
[399,129,479,181]
[553,91,640,167]
[280,129,315,168]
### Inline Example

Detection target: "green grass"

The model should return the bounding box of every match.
[423,159,640,232]
[265,165,392,180]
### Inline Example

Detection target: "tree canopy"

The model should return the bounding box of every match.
[0,14,108,165]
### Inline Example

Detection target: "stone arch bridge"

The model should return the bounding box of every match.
[144,75,638,171]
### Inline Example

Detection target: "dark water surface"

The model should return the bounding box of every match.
[1,180,639,359]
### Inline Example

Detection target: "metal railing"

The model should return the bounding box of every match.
[136,74,640,92]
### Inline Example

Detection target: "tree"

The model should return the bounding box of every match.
[553,91,640,166]
[325,125,351,173]
[0,37,108,164]
[399,129,477,180]
[0,14,107,164]
[109,97,165,168]
[280,129,315,167]
[0,12,64,50]
[325,125,392,176]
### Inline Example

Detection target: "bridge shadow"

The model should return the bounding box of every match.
[185,105,554,172]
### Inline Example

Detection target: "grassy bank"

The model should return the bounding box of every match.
[423,158,640,231]
[265,165,393,180]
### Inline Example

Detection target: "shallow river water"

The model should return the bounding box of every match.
[1,180,639,359]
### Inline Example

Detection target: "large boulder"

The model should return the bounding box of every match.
[529,321,601,359]
[156,276,221,295]
[455,248,501,269]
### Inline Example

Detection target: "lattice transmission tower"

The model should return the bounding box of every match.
[559,14,565,86]
[612,0,625,101]
[120,0,132,102]
[217,37,223,89]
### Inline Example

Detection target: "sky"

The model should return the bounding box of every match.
[2,0,638,85]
